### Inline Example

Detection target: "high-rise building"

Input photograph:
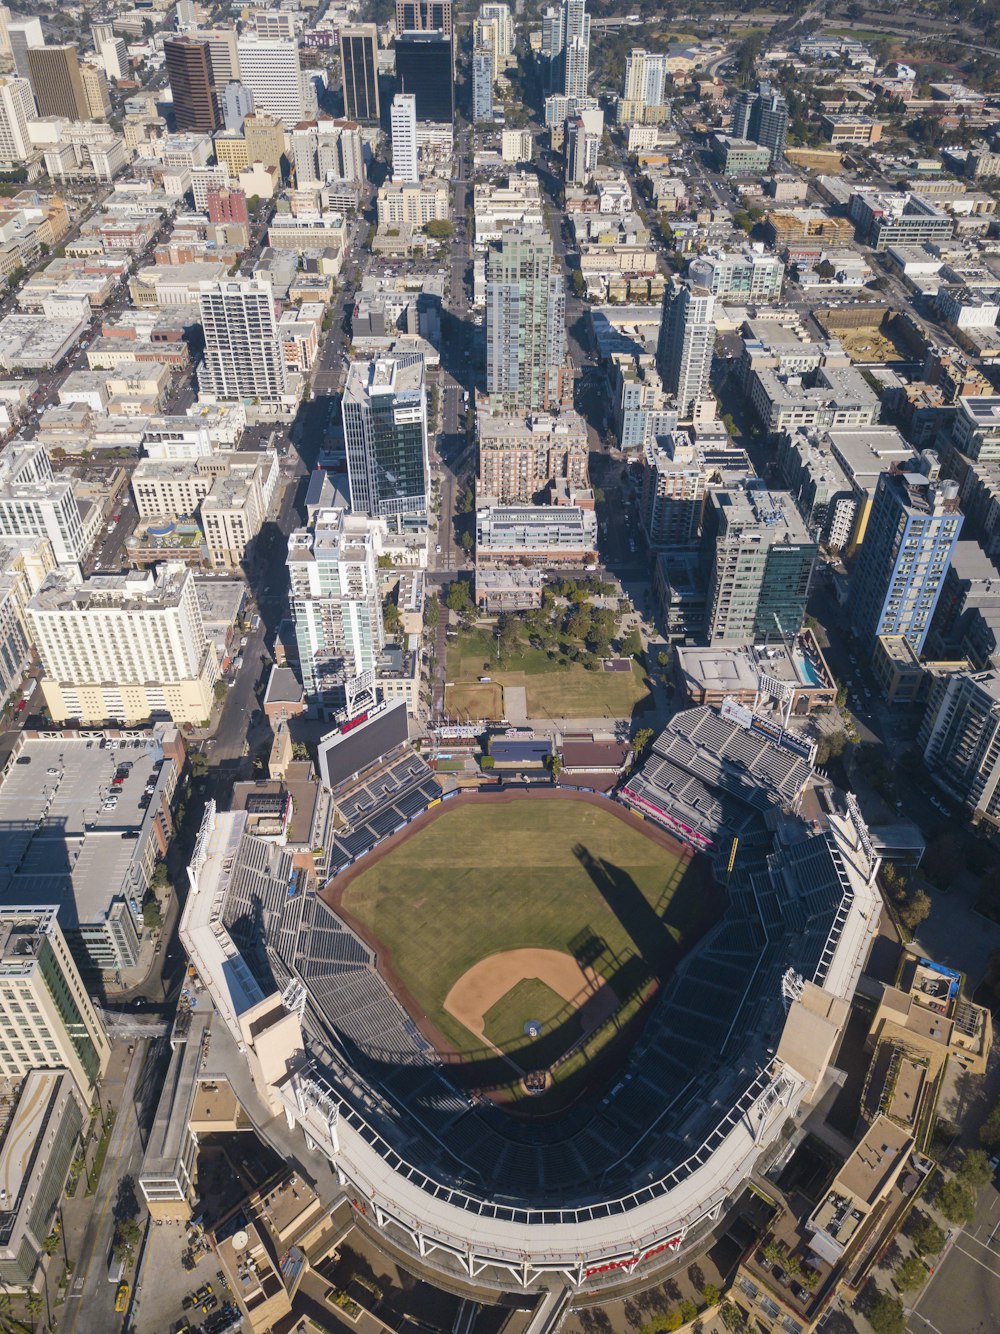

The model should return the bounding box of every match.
[919,668,1000,830]
[291,117,366,186]
[731,81,789,163]
[197,28,240,86]
[486,226,569,412]
[243,112,285,169]
[92,24,129,82]
[656,279,716,418]
[339,24,380,123]
[396,0,453,36]
[27,564,218,726]
[222,80,254,133]
[199,278,288,403]
[702,483,818,644]
[6,18,42,79]
[0,77,36,164]
[164,36,220,133]
[395,31,454,124]
[565,108,601,184]
[287,509,385,709]
[0,442,88,567]
[0,7,10,60]
[472,47,494,122]
[620,48,667,122]
[0,908,110,1104]
[26,45,89,122]
[561,0,590,99]
[343,355,430,529]
[390,93,419,183]
[848,470,963,655]
[540,5,564,94]
[80,61,112,120]
[236,36,312,127]
[480,3,515,64]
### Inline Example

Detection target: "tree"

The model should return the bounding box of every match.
[909,1211,946,1257]
[570,268,586,297]
[424,219,453,239]
[444,580,472,616]
[565,606,592,641]
[142,898,163,930]
[867,1291,906,1334]
[546,753,563,778]
[213,680,229,702]
[151,861,170,891]
[425,594,441,630]
[42,1230,60,1255]
[632,728,654,758]
[702,1283,721,1307]
[291,742,310,761]
[980,1098,1000,1149]
[936,1177,976,1224]
[677,1300,698,1323]
[958,1147,995,1189]
[898,888,932,932]
[894,1255,928,1291]
[383,600,402,635]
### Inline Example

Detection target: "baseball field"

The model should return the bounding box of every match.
[331,791,722,1107]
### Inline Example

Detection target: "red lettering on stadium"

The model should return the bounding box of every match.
[339,712,369,734]
[583,1237,681,1279]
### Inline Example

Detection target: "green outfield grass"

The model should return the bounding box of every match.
[341,796,720,1097]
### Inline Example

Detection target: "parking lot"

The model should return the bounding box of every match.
[132,1218,240,1334]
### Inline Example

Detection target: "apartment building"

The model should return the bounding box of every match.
[919,668,1000,830]
[476,408,589,503]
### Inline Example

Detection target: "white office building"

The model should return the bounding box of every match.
[27,563,218,725]
[391,94,419,184]
[235,37,314,127]
[0,77,35,164]
[287,508,385,710]
[0,441,89,568]
[198,278,289,403]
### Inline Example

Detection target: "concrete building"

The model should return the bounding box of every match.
[343,354,429,529]
[376,180,449,227]
[397,0,454,35]
[391,94,419,184]
[475,498,597,565]
[221,80,254,134]
[486,226,570,412]
[919,668,1000,830]
[849,470,963,655]
[476,408,589,503]
[27,564,218,726]
[6,18,42,80]
[951,396,1000,464]
[198,278,288,403]
[340,25,380,123]
[656,279,716,418]
[565,108,602,185]
[80,61,112,120]
[501,128,533,163]
[702,483,817,645]
[287,508,385,710]
[609,352,673,451]
[395,32,454,125]
[687,247,784,304]
[0,908,110,1104]
[26,45,89,122]
[472,47,494,122]
[0,1070,85,1287]
[236,37,312,127]
[620,48,667,124]
[0,441,90,568]
[821,113,883,145]
[0,78,35,165]
[710,135,774,177]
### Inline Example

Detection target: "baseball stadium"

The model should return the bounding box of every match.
[182,700,882,1300]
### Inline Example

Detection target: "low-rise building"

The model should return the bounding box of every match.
[820,113,883,145]
[475,496,597,565]
[710,134,772,177]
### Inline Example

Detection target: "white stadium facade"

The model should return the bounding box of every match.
[180,703,881,1300]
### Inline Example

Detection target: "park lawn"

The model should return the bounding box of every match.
[447,625,651,719]
[341,797,702,1057]
[482,977,582,1063]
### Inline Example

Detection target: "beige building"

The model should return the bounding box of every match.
[80,61,112,120]
[243,112,286,170]
[27,563,218,725]
[868,953,992,1076]
[0,908,110,1105]
[477,408,590,503]
[376,180,450,227]
[213,131,250,179]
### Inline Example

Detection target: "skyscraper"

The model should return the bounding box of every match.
[396,0,453,35]
[731,81,789,163]
[165,36,221,133]
[198,278,288,403]
[287,509,385,709]
[848,470,963,655]
[656,280,716,418]
[395,31,454,123]
[222,80,254,133]
[486,226,569,412]
[26,45,89,121]
[390,93,419,183]
[472,47,494,122]
[919,668,1000,829]
[0,77,36,164]
[343,355,430,529]
[340,24,380,123]
[620,48,667,122]
[702,483,817,645]
[540,5,564,94]
[236,36,313,127]
[6,18,42,79]
[80,61,112,119]
[480,3,515,64]
[565,110,601,184]
[561,0,590,99]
